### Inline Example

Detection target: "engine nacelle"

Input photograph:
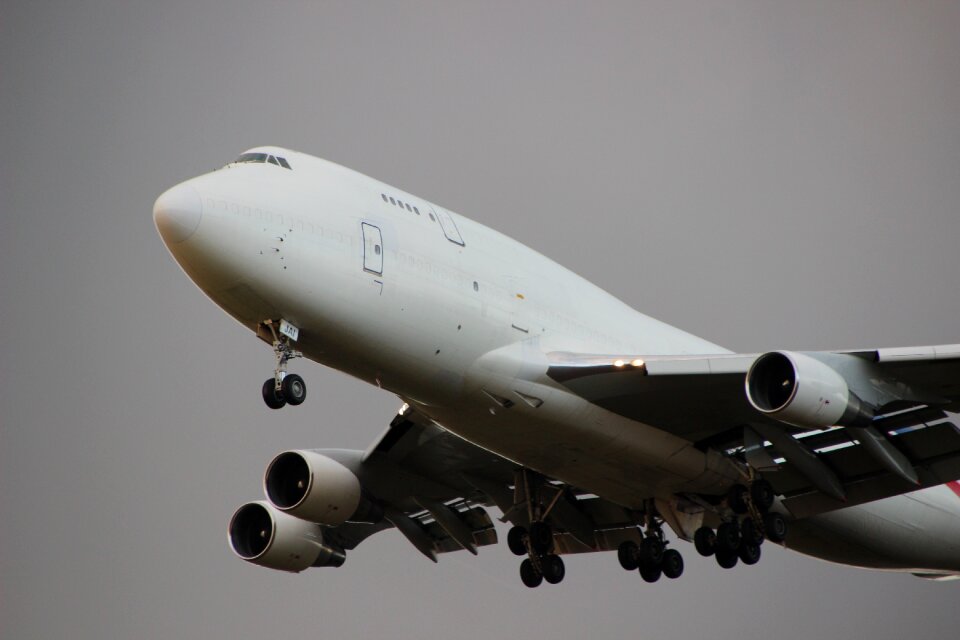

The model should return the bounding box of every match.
[228,501,345,572]
[746,351,873,429]
[264,450,383,526]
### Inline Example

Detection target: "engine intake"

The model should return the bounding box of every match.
[264,450,383,526]
[228,501,345,572]
[746,351,873,429]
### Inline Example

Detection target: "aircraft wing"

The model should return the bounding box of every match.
[546,345,960,518]
[326,407,647,560]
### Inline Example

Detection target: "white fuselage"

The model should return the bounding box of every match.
[155,147,960,575]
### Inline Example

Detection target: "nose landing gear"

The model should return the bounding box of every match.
[258,320,305,410]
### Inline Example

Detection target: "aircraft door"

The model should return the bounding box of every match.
[431,206,465,246]
[361,222,383,275]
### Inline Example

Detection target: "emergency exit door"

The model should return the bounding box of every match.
[361,222,383,275]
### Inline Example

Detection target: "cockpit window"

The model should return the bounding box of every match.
[235,152,269,164]
[233,152,293,169]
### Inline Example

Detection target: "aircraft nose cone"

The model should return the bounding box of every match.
[153,183,202,244]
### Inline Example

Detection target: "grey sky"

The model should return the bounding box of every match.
[2,1,960,638]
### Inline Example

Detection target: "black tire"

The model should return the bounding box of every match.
[507,526,527,556]
[520,559,542,588]
[728,484,749,514]
[639,561,662,583]
[529,522,554,554]
[739,542,762,565]
[715,549,739,569]
[751,479,775,512]
[661,549,684,579]
[716,521,741,553]
[639,537,664,565]
[281,374,306,406]
[617,540,639,571]
[764,512,788,543]
[741,518,765,546]
[543,554,565,584]
[262,378,286,409]
[694,526,716,557]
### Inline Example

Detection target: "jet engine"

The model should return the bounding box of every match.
[745,351,874,429]
[228,501,346,572]
[264,450,383,526]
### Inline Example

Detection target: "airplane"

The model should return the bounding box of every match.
[153,146,960,587]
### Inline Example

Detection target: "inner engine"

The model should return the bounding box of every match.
[264,450,383,525]
[746,351,874,428]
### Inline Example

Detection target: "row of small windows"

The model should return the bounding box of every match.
[234,152,293,170]
[382,193,420,215]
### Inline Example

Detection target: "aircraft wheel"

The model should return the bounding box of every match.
[639,561,662,583]
[529,522,553,554]
[281,374,306,406]
[520,559,543,588]
[661,549,684,579]
[716,521,741,553]
[694,526,716,557]
[543,554,565,584]
[507,526,528,556]
[741,518,765,546]
[617,540,639,571]
[764,512,788,543]
[728,484,749,514]
[739,542,762,565]
[751,479,775,512]
[262,378,286,409]
[639,537,664,565]
[715,549,739,569]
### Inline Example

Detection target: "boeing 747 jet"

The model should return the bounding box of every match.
[154,147,960,587]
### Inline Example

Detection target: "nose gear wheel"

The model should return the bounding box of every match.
[258,320,305,410]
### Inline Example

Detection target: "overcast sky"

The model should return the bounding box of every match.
[3,2,960,638]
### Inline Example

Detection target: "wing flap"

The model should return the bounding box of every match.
[762,421,960,518]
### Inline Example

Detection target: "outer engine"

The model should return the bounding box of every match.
[745,351,873,428]
[228,501,346,572]
[264,450,383,526]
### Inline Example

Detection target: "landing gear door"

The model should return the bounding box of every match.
[361,222,383,275]
[432,206,465,246]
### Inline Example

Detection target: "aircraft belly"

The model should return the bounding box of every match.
[788,490,960,573]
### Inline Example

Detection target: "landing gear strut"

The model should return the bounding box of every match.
[506,470,567,588]
[616,503,685,583]
[692,477,786,571]
[259,320,306,410]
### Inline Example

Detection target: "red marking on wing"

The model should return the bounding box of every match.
[947,481,960,499]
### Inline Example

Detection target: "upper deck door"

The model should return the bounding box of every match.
[361,222,383,275]
[432,206,465,246]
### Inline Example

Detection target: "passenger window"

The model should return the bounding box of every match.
[405,203,412,212]
[429,213,436,221]
[413,206,420,215]
[390,197,396,205]
[382,194,388,202]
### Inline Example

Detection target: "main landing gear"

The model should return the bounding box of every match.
[616,507,685,583]
[692,479,787,571]
[259,320,306,410]
[506,471,567,588]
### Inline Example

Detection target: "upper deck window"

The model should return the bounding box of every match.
[233,152,293,169]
